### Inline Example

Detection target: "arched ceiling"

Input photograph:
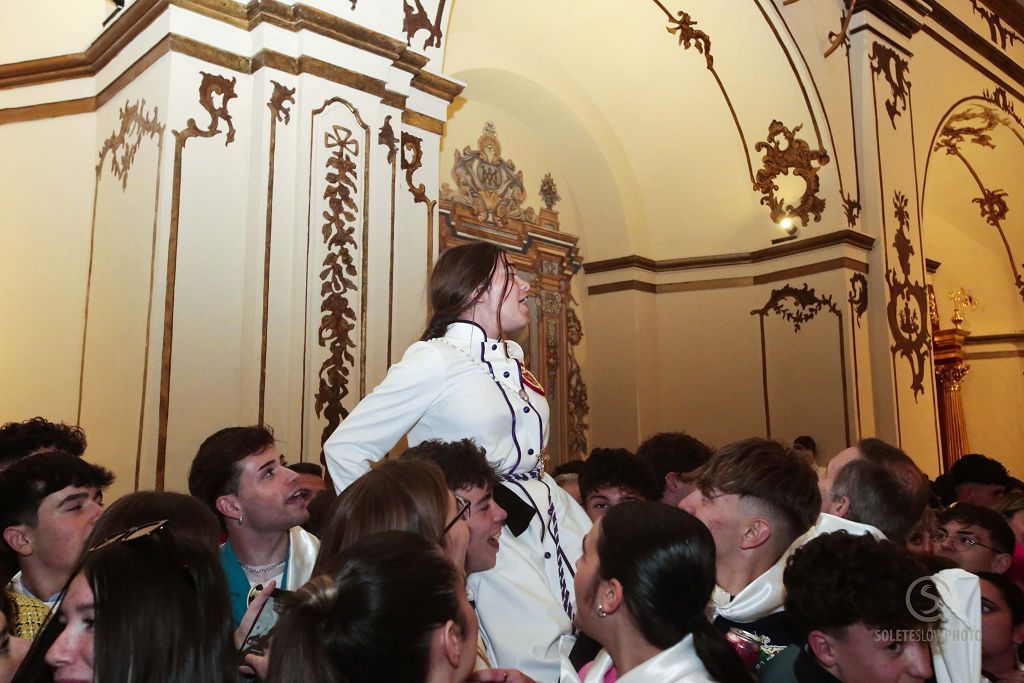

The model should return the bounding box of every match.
[442,0,850,261]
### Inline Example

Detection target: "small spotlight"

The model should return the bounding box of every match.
[772,215,798,244]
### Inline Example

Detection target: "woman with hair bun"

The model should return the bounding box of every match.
[266,530,477,683]
[324,242,590,679]
[568,501,753,682]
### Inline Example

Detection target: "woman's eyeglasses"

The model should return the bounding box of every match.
[443,495,472,535]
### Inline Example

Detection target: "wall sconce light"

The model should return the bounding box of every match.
[771,216,798,244]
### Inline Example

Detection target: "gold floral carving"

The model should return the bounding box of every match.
[752,283,840,331]
[869,42,910,130]
[970,0,1021,50]
[885,191,930,400]
[566,304,589,458]
[401,131,437,270]
[842,193,861,228]
[927,284,941,332]
[936,362,970,392]
[982,88,1023,127]
[403,0,447,49]
[936,105,1024,302]
[378,115,398,166]
[159,71,238,489]
[440,122,536,226]
[753,120,830,226]
[540,173,561,211]
[315,125,361,446]
[259,81,295,424]
[97,100,164,189]
[848,272,868,327]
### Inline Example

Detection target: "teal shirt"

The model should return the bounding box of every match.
[220,539,291,628]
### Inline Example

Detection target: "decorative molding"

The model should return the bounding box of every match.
[566,304,589,458]
[401,109,445,135]
[964,333,1024,345]
[753,120,830,226]
[971,0,1022,50]
[588,256,868,296]
[401,131,437,271]
[826,4,855,58]
[0,0,456,90]
[926,257,942,273]
[159,71,238,489]
[410,70,465,103]
[258,80,295,425]
[584,229,874,274]
[869,42,911,129]
[752,283,841,332]
[848,272,868,327]
[540,173,561,211]
[378,115,399,366]
[923,6,1024,98]
[851,0,928,38]
[884,191,930,401]
[936,362,970,390]
[975,0,1024,46]
[440,122,535,226]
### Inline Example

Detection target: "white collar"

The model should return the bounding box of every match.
[8,571,61,605]
[584,635,713,682]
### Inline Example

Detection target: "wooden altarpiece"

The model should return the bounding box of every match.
[439,122,588,466]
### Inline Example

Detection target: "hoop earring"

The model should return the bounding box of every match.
[596,604,607,618]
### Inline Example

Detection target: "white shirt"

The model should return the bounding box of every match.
[324,321,591,681]
[559,635,717,683]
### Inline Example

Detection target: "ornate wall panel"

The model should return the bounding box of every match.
[440,123,588,464]
[302,97,371,458]
[79,98,164,493]
[752,282,851,455]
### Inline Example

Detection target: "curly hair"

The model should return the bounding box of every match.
[784,531,935,635]
[579,448,656,503]
[401,439,497,492]
[0,417,87,469]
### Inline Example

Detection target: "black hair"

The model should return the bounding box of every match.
[85,491,221,559]
[977,572,1024,625]
[784,532,935,635]
[579,448,656,503]
[793,435,817,455]
[636,432,713,499]
[0,451,114,531]
[950,454,1010,487]
[187,425,276,521]
[551,460,588,477]
[0,418,87,470]
[596,502,752,683]
[401,438,498,492]
[937,503,1016,555]
[267,531,466,683]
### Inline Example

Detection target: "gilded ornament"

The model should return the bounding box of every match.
[947,288,979,330]
[753,121,830,226]
[885,192,930,400]
[869,43,910,130]
[97,99,164,190]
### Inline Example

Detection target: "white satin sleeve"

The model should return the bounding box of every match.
[323,342,447,491]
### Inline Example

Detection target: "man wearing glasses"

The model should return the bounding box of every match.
[933,504,1015,574]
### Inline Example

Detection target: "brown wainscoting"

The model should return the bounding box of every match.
[587,257,868,296]
[584,230,874,275]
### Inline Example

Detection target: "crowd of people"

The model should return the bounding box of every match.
[0,243,1020,683]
